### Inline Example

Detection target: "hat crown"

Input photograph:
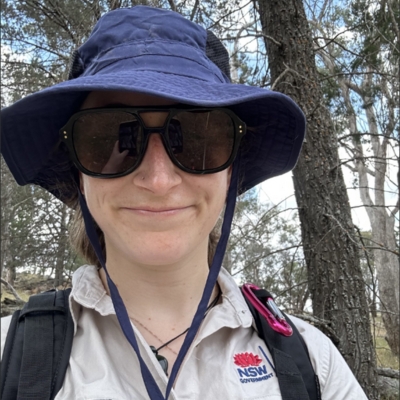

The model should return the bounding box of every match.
[70,6,230,83]
[88,6,205,51]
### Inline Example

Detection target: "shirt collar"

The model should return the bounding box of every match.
[69,265,253,335]
[217,268,253,326]
[69,265,114,334]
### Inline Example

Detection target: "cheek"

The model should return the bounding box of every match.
[79,175,114,218]
[204,172,230,217]
[78,172,109,199]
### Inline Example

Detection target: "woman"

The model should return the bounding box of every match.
[1,6,367,400]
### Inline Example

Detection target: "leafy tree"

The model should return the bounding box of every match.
[309,0,399,357]
[227,190,308,313]
[0,158,80,289]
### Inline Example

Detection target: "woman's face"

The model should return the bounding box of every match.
[79,90,231,267]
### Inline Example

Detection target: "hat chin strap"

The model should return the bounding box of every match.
[78,157,240,400]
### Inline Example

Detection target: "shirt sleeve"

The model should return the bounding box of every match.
[289,315,368,400]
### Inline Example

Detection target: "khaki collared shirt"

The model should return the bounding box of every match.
[1,265,367,399]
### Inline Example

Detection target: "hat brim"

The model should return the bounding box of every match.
[1,70,305,203]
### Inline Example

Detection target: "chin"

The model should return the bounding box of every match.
[105,229,209,268]
[149,242,209,268]
[129,248,192,267]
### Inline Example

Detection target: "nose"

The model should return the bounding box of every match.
[132,133,182,194]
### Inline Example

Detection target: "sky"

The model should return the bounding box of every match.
[260,145,399,233]
[260,170,372,231]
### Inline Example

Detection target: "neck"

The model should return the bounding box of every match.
[99,240,215,324]
[99,238,220,376]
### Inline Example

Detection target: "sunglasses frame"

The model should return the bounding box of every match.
[60,106,246,178]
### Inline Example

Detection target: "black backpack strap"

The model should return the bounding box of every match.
[1,288,74,400]
[1,309,22,400]
[242,287,321,400]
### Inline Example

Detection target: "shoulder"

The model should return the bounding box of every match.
[1,315,14,360]
[286,315,333,379]
[288,315,368,400]
[0,264,104,362]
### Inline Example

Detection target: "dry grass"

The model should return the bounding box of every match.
[1,290,30,303]
[372,315,399,370]
[1,273,64,307]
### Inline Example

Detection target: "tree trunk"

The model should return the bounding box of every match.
[256,0,378,397]
[361,70,399,357]
[1,160,16,286]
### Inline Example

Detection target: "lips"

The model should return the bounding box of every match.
[121,205,192,215]
[132,207,187,212]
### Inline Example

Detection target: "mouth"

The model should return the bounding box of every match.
[122,206,191,215]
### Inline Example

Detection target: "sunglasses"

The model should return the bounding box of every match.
[60,106,246,178]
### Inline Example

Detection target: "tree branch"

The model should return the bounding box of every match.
[319,71,398,82]
[208,0,253,30]
[377,368,400,379]
[271,67,290,90]
[167,0,177,12]
[338,132,400,144]
[1,278,25,304]
[310,19,363,47]
[313,26,365,57]
[8,38,67,59]
[190,0,199,21]
[258,32,281,46]
[323,213,361,247]
[365,246,399,256]
[292,313,340,345]
[391,196,399,217]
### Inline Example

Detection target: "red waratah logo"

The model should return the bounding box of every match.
[233,352,263,367]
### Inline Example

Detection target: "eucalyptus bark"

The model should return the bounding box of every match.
[256,0,378,397]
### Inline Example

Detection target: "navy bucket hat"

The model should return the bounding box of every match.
[1,5,305,204]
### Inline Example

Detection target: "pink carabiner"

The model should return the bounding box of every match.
[242,283,293,337]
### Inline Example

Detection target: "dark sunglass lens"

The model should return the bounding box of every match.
[118,121,140,157]
[170,110,235,171]
[72,111,143,174]
[168,120,183,154]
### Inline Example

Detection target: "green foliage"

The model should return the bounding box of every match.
[1,0,168,100]
[1,158,81,283]
[226,189,308,313]
[312,0,399,146]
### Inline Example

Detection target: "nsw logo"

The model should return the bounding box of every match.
[233,351,274,384]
